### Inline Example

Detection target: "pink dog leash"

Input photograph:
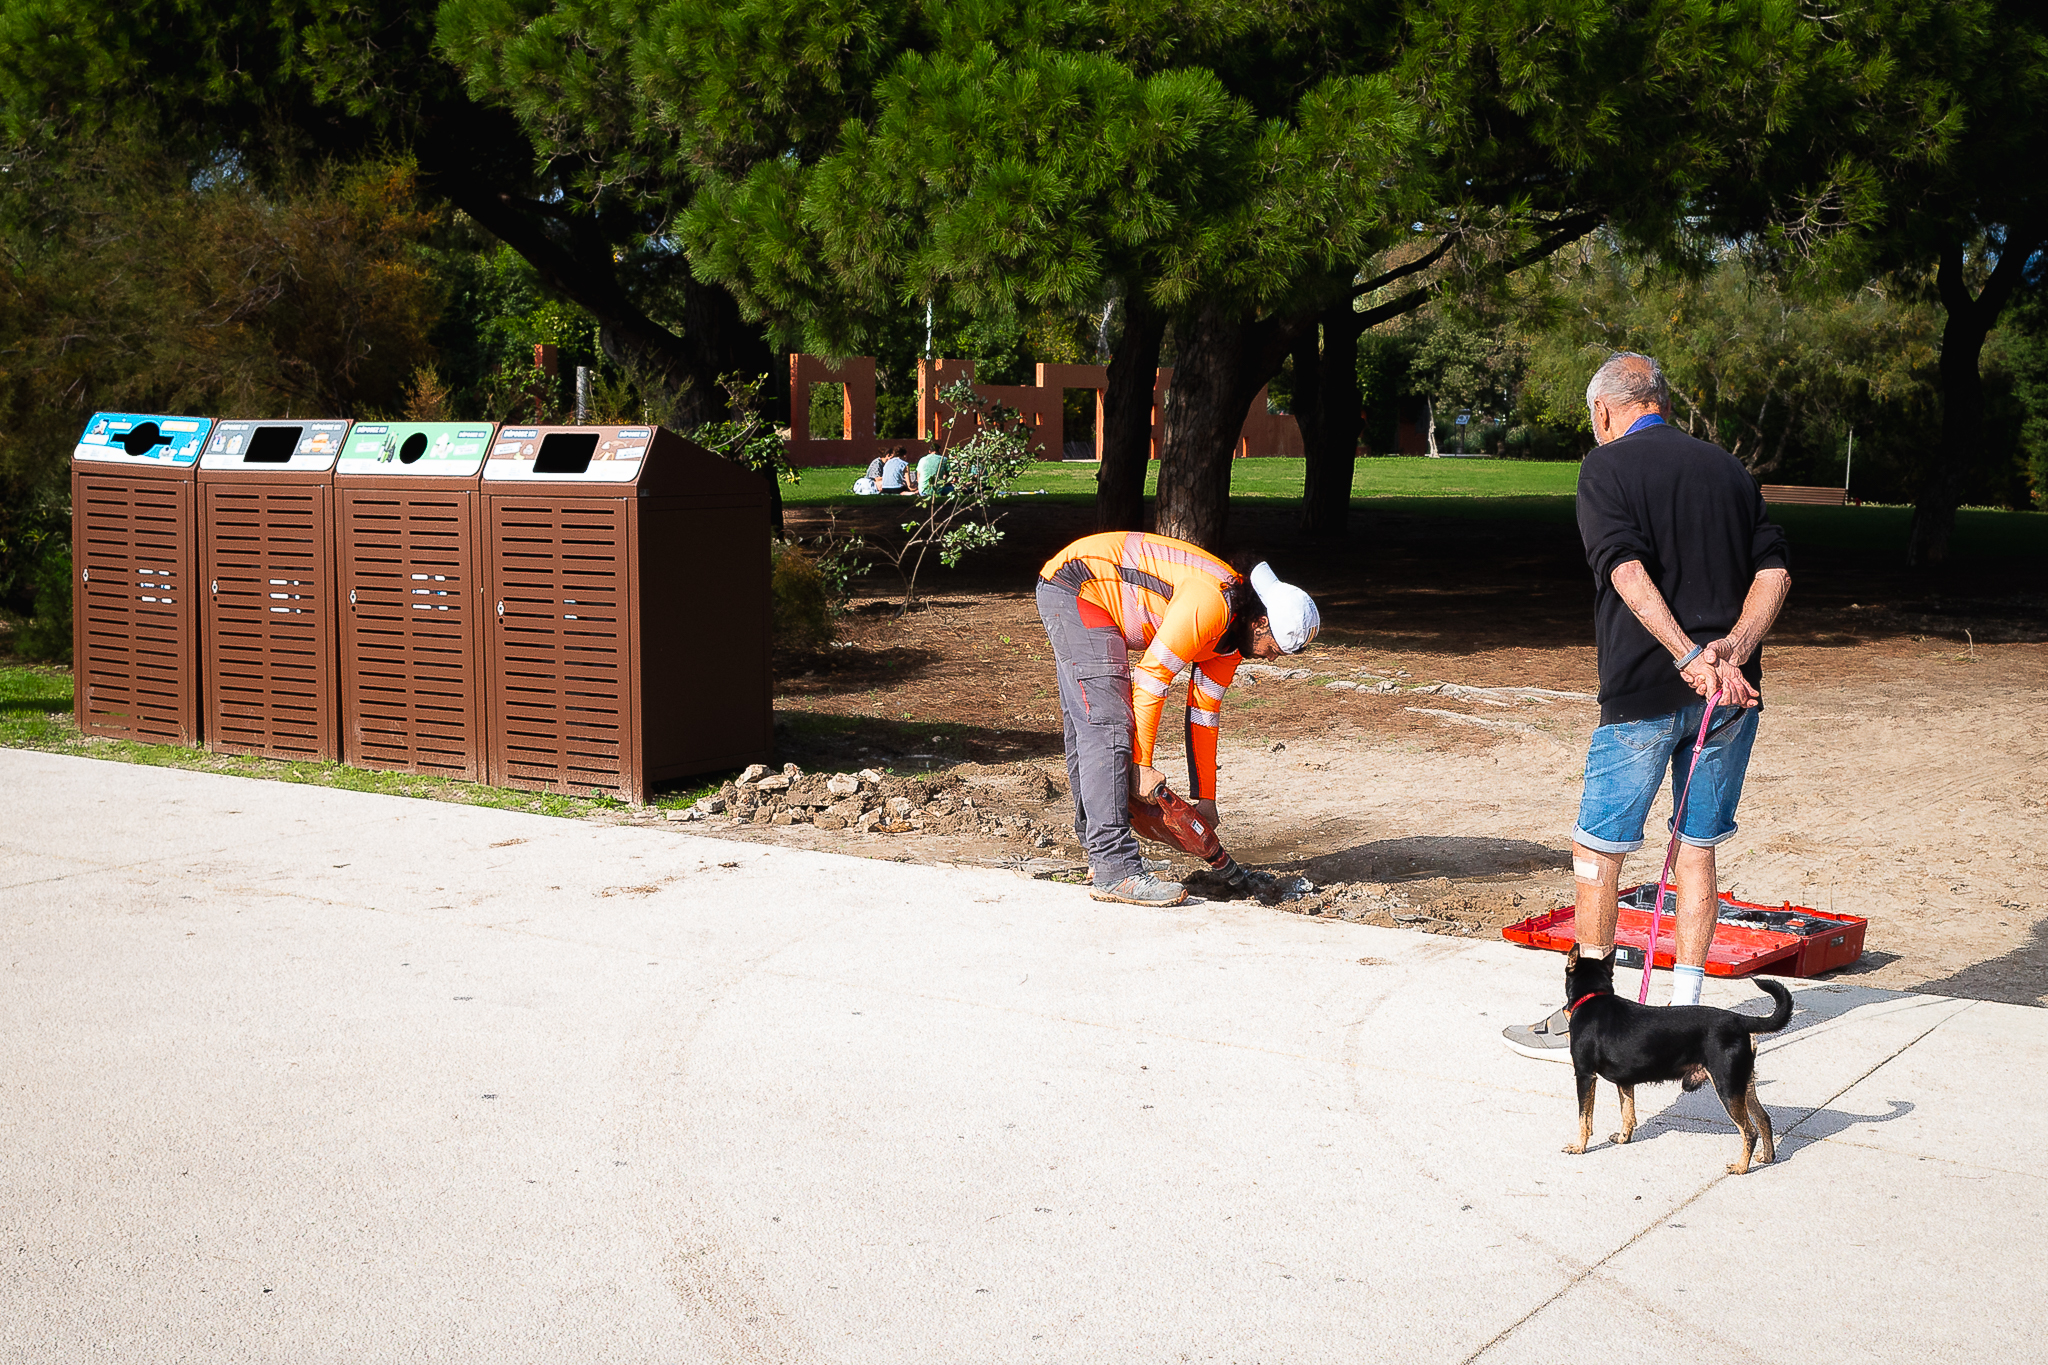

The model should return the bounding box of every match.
[1639,689,1726,1004]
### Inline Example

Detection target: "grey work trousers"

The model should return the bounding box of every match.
[1036,578,1143,882]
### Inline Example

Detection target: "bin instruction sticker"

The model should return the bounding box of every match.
[483,426,654,483]
[201,420,352,472]
[73,413,214,467]
[337,422,497,477]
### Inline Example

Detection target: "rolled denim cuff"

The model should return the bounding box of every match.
[1671,819,1740,850]
[1572,826,1645,855]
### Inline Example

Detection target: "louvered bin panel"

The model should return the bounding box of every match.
[486,497,629,795]
[335,422,494,778]
[199,421,347,761]
[69,414,213,745]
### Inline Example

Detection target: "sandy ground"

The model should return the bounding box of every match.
[680,616,2048,1008]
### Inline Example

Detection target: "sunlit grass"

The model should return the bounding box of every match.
[782,455,1581,506]
[0,664,727,814]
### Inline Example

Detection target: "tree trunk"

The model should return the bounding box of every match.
[1096,292,1166,531]
[1291,326,1325,520]
[415,102,771,431]
[1909,232,2039,567]
[1154,302,1285,551]
[1299,307,1365,539]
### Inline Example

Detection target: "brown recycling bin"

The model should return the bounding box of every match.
[199,420,350,760]
[70,413,215,744]
[334,422,497,778]
[481,424,771,802]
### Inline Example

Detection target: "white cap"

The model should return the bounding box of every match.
[1249,562,1320,653]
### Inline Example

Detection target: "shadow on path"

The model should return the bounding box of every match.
[1910,917,2048,1008]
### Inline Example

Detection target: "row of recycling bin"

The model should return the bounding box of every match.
[70,413,772,803]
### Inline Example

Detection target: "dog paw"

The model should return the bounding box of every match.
[1561,1144,1587,1156]
[1725,1161,1751,1175]
[1608,1132,1632,1146]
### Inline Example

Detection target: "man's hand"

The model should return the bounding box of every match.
[1193,798,1220,831]
[1679,653,1718,699]
[1700,641,1759,707]
[1131,763,1167,804]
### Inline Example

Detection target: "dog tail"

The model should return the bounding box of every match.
[1745,979,1794,1034]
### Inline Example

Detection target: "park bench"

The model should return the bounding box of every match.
[1760,484,1849,506]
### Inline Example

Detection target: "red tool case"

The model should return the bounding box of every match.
[1501,885,1867,978]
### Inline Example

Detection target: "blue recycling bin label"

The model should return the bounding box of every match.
[201,420,352,471]
[73,413,214,466]
[337,423,497,477]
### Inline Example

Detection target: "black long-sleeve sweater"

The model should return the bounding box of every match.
[1577,422,1790,724]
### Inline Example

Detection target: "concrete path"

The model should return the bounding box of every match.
[2,749,2039,1363]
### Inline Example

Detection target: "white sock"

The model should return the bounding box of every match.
[1669,965,1705,1007]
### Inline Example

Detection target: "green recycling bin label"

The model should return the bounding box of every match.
[338,423,496,477]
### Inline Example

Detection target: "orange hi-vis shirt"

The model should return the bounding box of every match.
[1040,532,1242,799]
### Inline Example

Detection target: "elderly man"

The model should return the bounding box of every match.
[1505,352,1791,1059]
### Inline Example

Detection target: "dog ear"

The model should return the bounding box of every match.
[1565,944,1581,968]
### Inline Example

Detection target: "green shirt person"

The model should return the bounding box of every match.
[914,449,947,496]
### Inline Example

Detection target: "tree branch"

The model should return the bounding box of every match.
[1349,211,1602,333]
[1350,232,1460,300]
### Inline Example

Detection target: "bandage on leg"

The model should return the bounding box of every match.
[1670,964,1705,1007]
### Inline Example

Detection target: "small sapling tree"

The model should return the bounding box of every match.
[882,380,1034,616]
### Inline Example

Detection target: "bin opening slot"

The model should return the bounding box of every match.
[121,422,172,457]
[533,431,600,474]
[399,432,429,464]
[244,425,303,463]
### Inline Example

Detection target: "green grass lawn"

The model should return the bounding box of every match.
[785,456,2048,562]
[0,664,726,815]
[784,455,1582,506]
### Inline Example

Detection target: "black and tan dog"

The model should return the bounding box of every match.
[1559,946,1794,1173]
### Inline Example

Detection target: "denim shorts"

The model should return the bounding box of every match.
[1574,702,1760,853]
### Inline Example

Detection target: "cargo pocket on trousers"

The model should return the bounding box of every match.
[1075,666,1133,734]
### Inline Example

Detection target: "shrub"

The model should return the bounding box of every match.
[770,541,834,651]
[16,545,73,662]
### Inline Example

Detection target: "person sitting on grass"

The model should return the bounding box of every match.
[1037,532,1320,906]
[914,446,948,497]
[878,447,912,494]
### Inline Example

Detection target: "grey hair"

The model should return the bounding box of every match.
[1586,352,1670,415]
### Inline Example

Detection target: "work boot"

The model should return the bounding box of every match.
[1501,1008,1574,1062]
[1089,871,1188,906]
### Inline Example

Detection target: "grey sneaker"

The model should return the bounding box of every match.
[1502,1007,1575,1062]
[1089,871,1189,906]
[1082,859,1169,885]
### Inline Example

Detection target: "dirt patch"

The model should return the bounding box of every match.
[644,498,2048,1006]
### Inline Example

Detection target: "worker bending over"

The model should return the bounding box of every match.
[1037,532,1320,906]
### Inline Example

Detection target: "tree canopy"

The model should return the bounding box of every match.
[2,0,2042,565]
[487,0,1888,546]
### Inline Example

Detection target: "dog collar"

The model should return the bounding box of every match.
[1566,992,1603,1015]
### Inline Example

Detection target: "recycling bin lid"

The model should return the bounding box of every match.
[481,424,766,500]
[482,425,658,484]
[337,422,497,478]
[74,413,213,466]
[202,420,352,472]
